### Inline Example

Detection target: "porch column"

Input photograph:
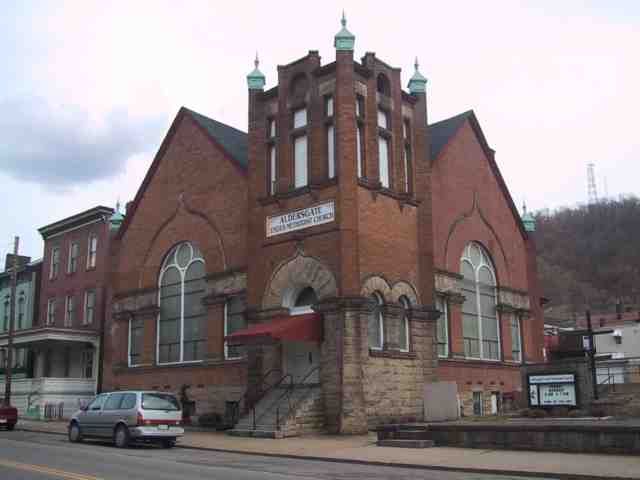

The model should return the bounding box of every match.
[315,297,370,434]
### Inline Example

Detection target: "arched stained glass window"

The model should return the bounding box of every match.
[157,242,206,364]
[460,242,500,360]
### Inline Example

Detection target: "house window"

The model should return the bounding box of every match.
[129,317,144,367]
[65,295,75,327]
[378,136,390,188]
[461,242,500,360]
[377,109,388,129]
[511,317,522,362]
[46,298,56,326]
[293,108,307,129]
[325,96,334,117]
[436,296,449,358]
[399,296,411,352]
[63,347,71,377]
[224,296,246,360]
[403,145,411,193]
[68,242,79,273]
[158,242,206,364]
[368,292,384,350]
[50,247,60,279]
[2,299,8,331]
[356,125,363,178]
[87,234,98,269]
[84,290,95,325]
[267,118,276,138]
[355,96,364,118]
[327,125,335,179]
[269,145,277,195]
[377,109,390,189]
[294,134,308,188]
[473,391,484,416]
[17,294,25,330]
[82,349,94,378]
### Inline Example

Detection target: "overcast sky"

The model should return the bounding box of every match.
[1,0,638,260]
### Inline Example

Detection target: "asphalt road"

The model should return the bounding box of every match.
[0,430,556,480]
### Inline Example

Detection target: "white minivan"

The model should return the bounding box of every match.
[68,391,184,448]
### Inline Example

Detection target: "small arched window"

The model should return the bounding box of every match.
[460,242,500,360]
[289,286,318,315]
[157,242,206,364]
[368,292,384,350]
[377,73,390,96]
[399,296,411,352]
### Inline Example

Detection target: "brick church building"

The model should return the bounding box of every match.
[103,18,543,434]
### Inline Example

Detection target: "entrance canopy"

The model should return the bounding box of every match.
[225,313,322,346]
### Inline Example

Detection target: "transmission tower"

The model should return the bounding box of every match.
[587,163,598,204]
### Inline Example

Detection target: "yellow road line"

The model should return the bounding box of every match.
[0,459,103,480]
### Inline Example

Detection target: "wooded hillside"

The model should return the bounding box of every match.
[535,196,640,317]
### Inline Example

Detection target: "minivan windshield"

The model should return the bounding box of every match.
[141,393,180,411]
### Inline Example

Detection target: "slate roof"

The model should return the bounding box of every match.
[429,110,474,159]
[184,108,248,169]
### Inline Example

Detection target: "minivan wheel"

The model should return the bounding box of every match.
[114,425,130,448]
[68,422,82,443]
[161,438,176,449]
[7,423,15,432]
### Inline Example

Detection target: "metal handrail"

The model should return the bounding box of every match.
[251,373,294,430]
[243,368,283,411]
[271,366,321,431]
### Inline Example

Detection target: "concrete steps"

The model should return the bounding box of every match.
[375,425,435,448]
[229,385,324,438]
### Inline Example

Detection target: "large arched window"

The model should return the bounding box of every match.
[157,242,206,364]
[460,242,500,360]
[368,292,384,350]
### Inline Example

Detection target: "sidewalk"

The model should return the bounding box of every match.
[15,419,640,479]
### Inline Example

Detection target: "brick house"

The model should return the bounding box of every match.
[104,19,543,434]
[3,206,117,417]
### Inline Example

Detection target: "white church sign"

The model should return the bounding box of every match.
[266,201,335,238]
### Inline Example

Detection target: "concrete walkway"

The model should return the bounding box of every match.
[14,419,640,479]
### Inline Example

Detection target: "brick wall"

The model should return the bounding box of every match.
[103,111,250,416]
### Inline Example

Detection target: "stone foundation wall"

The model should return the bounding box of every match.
[363,356,423,426]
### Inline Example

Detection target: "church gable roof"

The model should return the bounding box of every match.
[183,108,248,169]
[116,107,248,239]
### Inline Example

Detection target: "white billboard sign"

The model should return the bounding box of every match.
[266,201,335,238]
[539,383,577,406]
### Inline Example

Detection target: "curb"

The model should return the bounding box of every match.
[15,427,638,480]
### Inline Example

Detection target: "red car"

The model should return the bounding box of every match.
[0,403,18,431]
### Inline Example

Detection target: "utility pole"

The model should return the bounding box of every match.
[3,236,19,405]
[585,309,598,400]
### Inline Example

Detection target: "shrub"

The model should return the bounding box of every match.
[567,409,588,418]
[528,408,548,418]
[198,412,223,428]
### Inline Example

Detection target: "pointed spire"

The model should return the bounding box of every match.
[408,56,428,94]
[247,51,265,90]
[334,11,355,51]
[521,201,536,232]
